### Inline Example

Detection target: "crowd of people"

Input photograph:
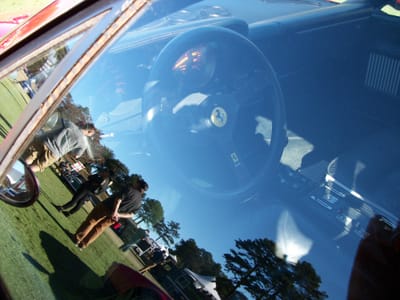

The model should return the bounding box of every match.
[25,118,164,273]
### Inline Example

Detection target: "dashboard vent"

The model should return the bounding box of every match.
[365,53,400,97]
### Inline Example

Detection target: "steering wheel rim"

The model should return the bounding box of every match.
[143,26,287,197]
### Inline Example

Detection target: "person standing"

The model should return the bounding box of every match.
[139,248,168,274]
[54,169,112,216]
[74,178,148,250]
[25,120,96,172]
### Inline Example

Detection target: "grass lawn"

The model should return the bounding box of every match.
[0,69,157,300]
[0,168,145,299]
[0,74,147,299]
[0,4,161,299]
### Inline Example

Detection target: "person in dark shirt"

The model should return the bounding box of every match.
[54,169,112,216]
[74,177,148,250]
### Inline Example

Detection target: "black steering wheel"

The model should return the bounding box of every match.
[143,26,287,196]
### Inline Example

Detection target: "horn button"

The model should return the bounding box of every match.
[210,106,228,128]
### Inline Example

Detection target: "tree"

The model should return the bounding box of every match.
[223,238,327,300]
[154,219,181,246]
[171,239,238,299]
[134,198,164,226]
[107,170,140,195]
[172,239,222,276]
[215,274,244,300]
[106,157,129,177]
[26,44,69,87]
[59,94,92,126]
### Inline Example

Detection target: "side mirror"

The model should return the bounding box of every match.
[0,160,40,207]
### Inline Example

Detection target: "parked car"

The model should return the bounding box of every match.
[1,0,400,299]
[56,161,84,190]
[60,168,84,192]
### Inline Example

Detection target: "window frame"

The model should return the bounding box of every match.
[0,0,151,181]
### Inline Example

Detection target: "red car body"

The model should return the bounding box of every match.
[106,262,172,300]
[0,15,29,38]
[0,0,82,52]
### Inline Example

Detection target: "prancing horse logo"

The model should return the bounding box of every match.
[210,107,228,127]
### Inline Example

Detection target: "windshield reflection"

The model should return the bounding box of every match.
[5,1,398,299]
[62,22,328,299]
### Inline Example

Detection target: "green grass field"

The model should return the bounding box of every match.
[0,168,144,299]
[0,3,163,298]
[0,73,146,298]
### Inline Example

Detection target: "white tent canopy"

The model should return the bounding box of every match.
[184,268,221,300]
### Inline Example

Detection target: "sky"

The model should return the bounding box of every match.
[2,0,391,298]
[66,3,364,297]
[70,56,352,298]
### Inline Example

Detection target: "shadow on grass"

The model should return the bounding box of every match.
[37,186,84,243]
[36,198,75,238]
[23,231,116,300]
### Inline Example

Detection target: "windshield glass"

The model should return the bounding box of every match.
[62,3,358,297]
[0,34,82,142]
[2,0,399,299]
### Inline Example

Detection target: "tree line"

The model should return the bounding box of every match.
[56,94,326,300]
